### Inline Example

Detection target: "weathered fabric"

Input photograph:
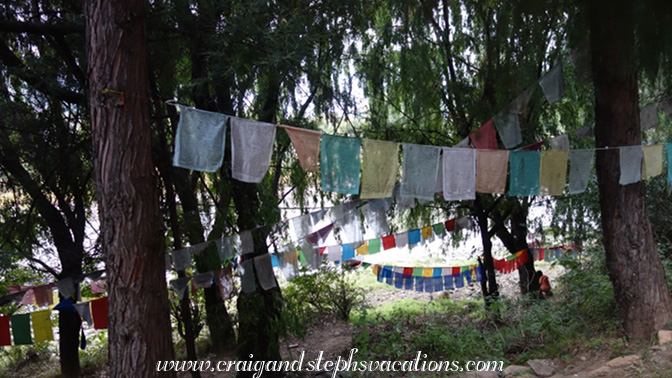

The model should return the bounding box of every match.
[476,150,509,194]
[539,63,564,104]
[469,119,498,150]
[509,151,540,196]
[320,134,362,194]
[619,146,642,185]
[642,144,663,180]
[173,106,228,172]
[549,134,570,150]
[231,117,276,183]
[442,148,476,201]
[493,112,522,149]
[360,139,399,199]
[400,143,441,200]
[568,149,594,194]
[539,150,569,196]
[280,125,322,171]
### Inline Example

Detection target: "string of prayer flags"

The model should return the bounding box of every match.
[619,146,643,185]
[476,150,509,194]
[31,310,54,343]
[493,112,522,149]
[360,139,400,199]
[321,134,362,194]
[75,302,93,327]
[568,149,594,194]
[442,148,476,201]
[373,264,483,293]
[549,134,570,150]
[280,125,322,172]
[509,151,541,196]
[539,63,564,104]
[173,106,229,172]
[10,314,32,345]
[539,150,569,196]
[90,297,108,330]
[529,245,574,262]
[640,104,659,132]
[400,144,441,200]
[230,117,277,183]
[469,120,498,150]
[493,250,529,274]
[254,254,278,291]
[0,316,10,346]
[642,144,663,180]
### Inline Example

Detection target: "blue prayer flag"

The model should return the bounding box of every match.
[509,151,541,196]
[342,244,355,260]
[408,229,421,245]
[443,275,454,290]
[321,135,362,194]
[415,276,424,292]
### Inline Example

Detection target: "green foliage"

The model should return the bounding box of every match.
[0,342,57,378]
[79,331,109,375]
[280,266,366,338]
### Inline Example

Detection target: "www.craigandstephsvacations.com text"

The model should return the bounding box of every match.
[156,348,504,377]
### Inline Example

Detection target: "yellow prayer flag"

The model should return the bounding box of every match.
[642,144,663,180]
[539,150,569,196]
[31,310,53,343]
[422,268,434,277]
[360,139,400,199]
[356,242,369,255]
[421,226,432,239]
[372,265,379,275]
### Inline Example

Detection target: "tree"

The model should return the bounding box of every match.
[588,0,672,340]
[85,0,176,376]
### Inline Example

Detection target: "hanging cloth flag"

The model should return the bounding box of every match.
[455,216,473,232]
[239,230,254,254]
[442,148,476,201]
[508,87,535,115]
[216,235,238,261]
[0,315,10,346]
[395,232,409,249]
[56,277,76,299]
[421,226,432,240]
[11,314,32,345]
[640,104,659,132]
[342,244,356,260]
[666,143,672,184]
[33,284,54,307]
[434,154,443,194]
[493,112,522,149]
[193,272,215,288]
[368,239,382,254]
[91,297,108,330]
[278,249,299,281]
[568,149,594,194]
[408,229,421,245]
[75,302,93,326]
[445,219,456,232]
[230,117,276,183]
[31,310,54,342]
[333,206,363,245]
[454,137,470,148]
[173,106,229,172]
[520,141,546,151]
[171,248,191,271]
[642,144,663,180]
[476,150,509,194]
[469,119,498,150]
[239,259,257,293]
[539,150,569,196]
[382,235,396,250]
[432,223,446,235]
[254,254,277,290]
[279,125,322,172]
[291,213,312,240]
[400,144,441,200]
[539,62,564,104]
[21,288,35,306]
[356,242,369,255]
[509,151,541,196]
[360,139,400,199]
[169,277,191,300]
[361,203,390,237]
[619,146,643,185]
[90,280,105,295]
[327,245,342,262]
[321,134,362,194]
[549,134,570,150]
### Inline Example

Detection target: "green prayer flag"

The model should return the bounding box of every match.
[413,268,423,277]
[10,314,33,345]
[461,265,470,272]
[432,223,446,235]
[368,239,382,254]
[298,250,308,266]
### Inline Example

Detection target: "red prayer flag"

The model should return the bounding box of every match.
[319,247,326,255]
[91,297,108,330]
[0,315,11,346]
[452,267,461,275]
[444,219,456,232]
[520,140,546,151]
[403,267,413,277]
[469,119,498,150]
[538,249,545,261]
[382,235,396,250]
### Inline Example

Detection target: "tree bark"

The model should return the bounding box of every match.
[86,0,176,376]
[589,0,672,340]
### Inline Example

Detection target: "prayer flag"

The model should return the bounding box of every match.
[33,284,54,307]
[508,87,534,115]
[619,146,642,185]
[280,125,322,171]
[413,268,423,277]
[382,235,396,250]
[520,141,545,151]
[539,150,569,196]
[361,203,390,238]
[0,316,11,346]
[445,219,456,232]
[342,244,356,260]
[56,277,76,299]
[11,314,32,345]
[356,242,369,255]
[327,245,342,262]
[509,151,541,196]
[493,112,522,149]
[31,310,54,342]
[75,302,93,326]
[470,120,498,150]
[421,226,432,240]
[91,297,108,330]
[90,280,105,295]
[432,223,446,235]
[172,248,191,271]
[568,149,594,194]
[476,150,509,194]
[549,134,570,150]
[423,277,435,292]
[321,134,362,194]
[254,254,277,291]
[170,277,190,299]
[400,144,441,200]
[422,268,433,277]
[231,117,277,183]
[666,143,672,184]
[539,63,564,104]
[442,148,476,201]
[368,239,382,254]
[360,139,400,199]
[408,229,421,245]
[193,272,215,288]
[640,104,659,132]
[173,106,228,172]
[239,259,256,293]
[642,144,663,180]
[395,232,409,248]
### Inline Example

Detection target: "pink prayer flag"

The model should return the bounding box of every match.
[469,119,498,150]
[90,280,106,294]
[280,125,322,172]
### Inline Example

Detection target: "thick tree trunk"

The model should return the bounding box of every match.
[589,0,672,340]
[86,0,176,376]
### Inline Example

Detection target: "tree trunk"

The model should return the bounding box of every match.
[85,0,176,376]
[589,0,672,340]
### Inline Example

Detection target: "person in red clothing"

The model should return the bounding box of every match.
[538,270,553,298]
